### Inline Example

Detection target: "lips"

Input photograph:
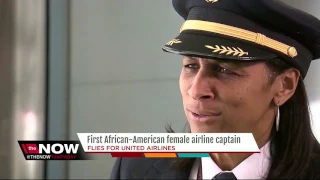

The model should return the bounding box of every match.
[187,108,222,122]
[188,109,221,116]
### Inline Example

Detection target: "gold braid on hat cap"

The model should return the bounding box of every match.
[180,20,298,58]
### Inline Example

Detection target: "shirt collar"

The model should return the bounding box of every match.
[200,141,271,179]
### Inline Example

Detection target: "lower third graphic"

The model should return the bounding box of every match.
[18,141,91,160]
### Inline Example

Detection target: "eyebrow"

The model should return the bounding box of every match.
[183,55,259,68]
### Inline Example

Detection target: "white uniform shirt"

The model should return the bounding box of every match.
[189,141,271,179]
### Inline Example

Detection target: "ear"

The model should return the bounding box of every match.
[273,68,300,106]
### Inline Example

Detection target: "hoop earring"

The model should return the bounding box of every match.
[276,106,280,131]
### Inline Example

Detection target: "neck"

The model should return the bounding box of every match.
[210,109,274,171]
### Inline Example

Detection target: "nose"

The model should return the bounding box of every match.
[187,73,214,101]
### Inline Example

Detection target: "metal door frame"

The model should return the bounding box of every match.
[3,0,47,179]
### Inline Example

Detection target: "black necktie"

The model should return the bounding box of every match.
[197,163,237,180]
[212,172,237,180]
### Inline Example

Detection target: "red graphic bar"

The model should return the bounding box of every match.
[110,152,143,158]
[21,144,29,154]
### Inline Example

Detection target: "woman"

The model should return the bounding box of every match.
[111,0,320,179]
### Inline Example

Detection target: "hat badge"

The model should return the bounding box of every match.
[166,39,182,46]
[205,45,248,57]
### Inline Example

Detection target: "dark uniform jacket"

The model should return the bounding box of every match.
[110,152,320,179]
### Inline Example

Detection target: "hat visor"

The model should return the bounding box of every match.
[162,32,278,61]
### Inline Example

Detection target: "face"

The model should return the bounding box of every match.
[180,56,277,133]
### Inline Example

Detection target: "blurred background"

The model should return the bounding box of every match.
[0,0,319,179]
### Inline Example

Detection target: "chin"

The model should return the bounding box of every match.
[189,120,219,133]
[190,126,218,133]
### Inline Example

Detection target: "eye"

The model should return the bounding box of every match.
[215,66,234,74]
[183,64,199,71]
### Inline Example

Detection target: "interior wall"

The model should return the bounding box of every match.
[68,0,185,178]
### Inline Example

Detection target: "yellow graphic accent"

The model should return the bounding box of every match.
[205,0,219,3]
[166,39,181,46]
[180,20,297,58]
[205,45,248,57]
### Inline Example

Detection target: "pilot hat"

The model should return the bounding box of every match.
[162,0,320,78]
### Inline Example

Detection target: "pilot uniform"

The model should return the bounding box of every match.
[110,0,320,179]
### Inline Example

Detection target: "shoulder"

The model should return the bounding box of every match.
[110,157,174,179]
